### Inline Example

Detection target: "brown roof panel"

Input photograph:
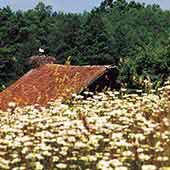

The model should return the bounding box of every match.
[0,64,106,111]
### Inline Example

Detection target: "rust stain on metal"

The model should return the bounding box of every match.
[0,64,106,111]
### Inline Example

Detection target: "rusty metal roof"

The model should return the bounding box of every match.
[0,64,107,111]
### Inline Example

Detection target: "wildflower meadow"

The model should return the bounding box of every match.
[0,82,170,170]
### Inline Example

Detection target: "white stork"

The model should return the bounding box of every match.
[39,48,45,53]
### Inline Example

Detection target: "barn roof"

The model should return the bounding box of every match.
[0,64,109,111]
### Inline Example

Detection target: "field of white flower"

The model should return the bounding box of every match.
[0,82,170,170]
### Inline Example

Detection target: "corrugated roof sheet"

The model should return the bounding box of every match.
[0,64,107,111]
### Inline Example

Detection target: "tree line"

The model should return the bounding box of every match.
[0,0,170,90]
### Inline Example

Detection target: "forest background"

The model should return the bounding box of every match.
[0,0,170,90]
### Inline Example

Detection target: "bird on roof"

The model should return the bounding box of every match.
[39,48,45,53]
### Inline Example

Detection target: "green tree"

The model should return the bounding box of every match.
[0,0,170,90]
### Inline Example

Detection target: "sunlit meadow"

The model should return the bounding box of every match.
[0,82,170,170]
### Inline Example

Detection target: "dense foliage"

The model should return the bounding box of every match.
[0,82,169,169]
[0,0,170,89]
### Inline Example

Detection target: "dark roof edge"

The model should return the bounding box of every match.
[79,65,117,94]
